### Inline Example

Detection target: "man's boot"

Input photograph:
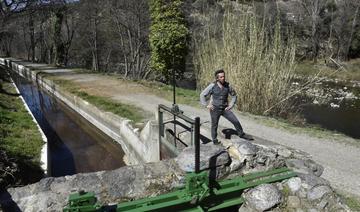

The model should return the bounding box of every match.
[213,139,221,145]
[239,133,254,140]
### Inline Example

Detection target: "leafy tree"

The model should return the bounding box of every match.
[149,0,189,83]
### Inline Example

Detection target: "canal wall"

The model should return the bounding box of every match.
[10,78,48,175]
[0,58,160,165]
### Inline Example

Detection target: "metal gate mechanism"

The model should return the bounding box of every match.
[64,167,296,211]
[64,103,296,211]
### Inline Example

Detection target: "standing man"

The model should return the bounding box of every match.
[200,69,253,144]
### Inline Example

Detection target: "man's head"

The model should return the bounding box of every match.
[214,69,225,84]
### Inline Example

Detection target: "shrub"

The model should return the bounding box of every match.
[149,0,189,83]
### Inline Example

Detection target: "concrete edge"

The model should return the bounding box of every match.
[11,79,48,175]
[1,58,48,174]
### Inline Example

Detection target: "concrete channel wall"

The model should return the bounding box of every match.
[10,76,49,175]
[0,58,160,166]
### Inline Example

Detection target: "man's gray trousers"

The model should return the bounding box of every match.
[210,107,244,142]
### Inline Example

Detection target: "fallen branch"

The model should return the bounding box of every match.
[329,57,347,71]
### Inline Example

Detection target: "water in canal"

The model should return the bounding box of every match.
[11,73,126,177]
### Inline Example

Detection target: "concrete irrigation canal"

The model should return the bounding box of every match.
[11,72,126,177]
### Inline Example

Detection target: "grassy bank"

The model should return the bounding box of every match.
[47,70,199,118]
[137,80,200,107]
[338,192,360,211]
[0,68,44,188]
[49,77,147,123]
[296,59,360,81]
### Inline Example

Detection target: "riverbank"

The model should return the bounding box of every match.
[296,59,360,81]
[0,67,44,189]
[293,60,360,139]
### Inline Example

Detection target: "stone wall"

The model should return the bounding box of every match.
[0,137,350,211]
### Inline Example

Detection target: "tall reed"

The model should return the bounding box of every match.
[195,10,297,115]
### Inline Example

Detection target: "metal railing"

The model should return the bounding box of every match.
[158,104,201,173]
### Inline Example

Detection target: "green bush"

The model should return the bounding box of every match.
[149,0,189,83]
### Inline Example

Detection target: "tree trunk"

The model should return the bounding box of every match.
[92,51,99,71]
[5,37,12,57]
[22,24,30,60]
[311,0,319,62]
[63,14,75,66]
[345,5,359,60]
[54,9,65,66]
[39,21,47,63]
[92,17,99,71]
[29,14,35,62]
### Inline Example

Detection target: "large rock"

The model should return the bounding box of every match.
[287,196,301,208]
[175,145,230,172]
[286,159,324,177]
[232,139,258,156]
[244,184,282,211]
[287,177,302,194]
[0,160,184,211]
[307,185,332,202]
[238,204,257,212]
[229,159,245,172]
[298,174,330,189]
[277,147,293,158]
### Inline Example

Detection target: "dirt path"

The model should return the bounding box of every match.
[59,73,360,198]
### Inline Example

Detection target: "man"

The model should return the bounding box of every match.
[200,69,253,145]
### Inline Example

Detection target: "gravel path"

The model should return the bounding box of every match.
[59,73,360,198]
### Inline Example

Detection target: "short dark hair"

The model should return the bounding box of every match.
[214,69,225,78]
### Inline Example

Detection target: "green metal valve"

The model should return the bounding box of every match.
[63,190,101,212]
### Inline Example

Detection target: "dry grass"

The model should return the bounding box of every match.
[194,9,297,115]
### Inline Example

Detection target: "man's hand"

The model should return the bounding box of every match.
[225,106,231,111]
[207,104,214,111]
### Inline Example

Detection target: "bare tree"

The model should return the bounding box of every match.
[298,0,327,62]
[330,0,360,60]
[0,0,33,57]
[346,5,359,59]
[62,8,76,66]
[109,0,151,79]
[76,0,107,71]
[0,22,15,56]
[36,9,52,63]
[28,11,35,61]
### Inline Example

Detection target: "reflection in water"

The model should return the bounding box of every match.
[12,73,126,177]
